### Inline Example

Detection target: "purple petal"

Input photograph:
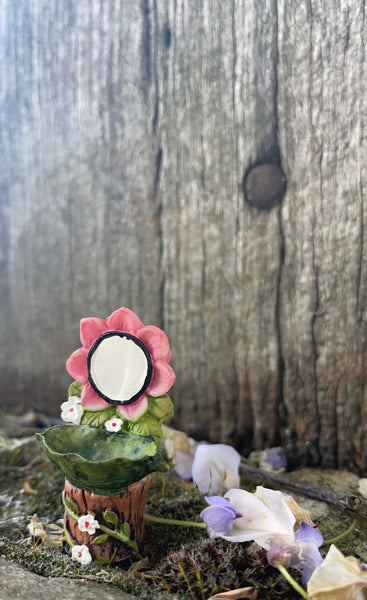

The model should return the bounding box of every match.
[298,545,324,584]
[200,505,239,532]
[205,496,234,507]
[295,522,323,548]
[263,450,287,471]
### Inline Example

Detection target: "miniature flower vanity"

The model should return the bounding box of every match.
[37,307,175,563]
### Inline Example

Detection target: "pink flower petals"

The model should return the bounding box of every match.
[148,361,176,396]
[137,326,171,360]
[66,307,175,420]
[117,395,148,421]
[106,307,144,334]
[66,348,89,384]
[80,317,108,347]
[81,382,109,410]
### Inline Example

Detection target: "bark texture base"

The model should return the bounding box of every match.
[63,475,151,562]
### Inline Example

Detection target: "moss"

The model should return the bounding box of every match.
[151,538,304,599]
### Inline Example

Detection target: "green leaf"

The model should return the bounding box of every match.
[36,425,169,495]
[103,510,118,527]
[68,381,83,398]
[93,533,109,544]
[81,406,117,427]
[148,395,174,423]
[119,522,130,538]
[65,496,79,515]
[127,416,163,446]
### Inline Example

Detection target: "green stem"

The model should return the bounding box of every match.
[277,564,312,600]
[62,526,74,548]
[62,493,137,550]
[99,523,137,550]
[144,513,207,528]
[62,493,80,520]
[323,519,356,546]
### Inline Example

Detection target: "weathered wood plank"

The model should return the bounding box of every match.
[0,0,162,406]
[277,0,367,469]
[154,0,281,451]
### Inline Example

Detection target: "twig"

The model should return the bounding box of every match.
[239,463,367,518]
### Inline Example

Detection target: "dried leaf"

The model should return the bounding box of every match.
[129,556,152,572]
[27,514,63,547]
[24,481,37,494]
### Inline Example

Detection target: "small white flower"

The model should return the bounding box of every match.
[191,444,241,494]
[105,417,123,432]
[61,396,83,425]
[77,514,100,535]
[71,544,92,566]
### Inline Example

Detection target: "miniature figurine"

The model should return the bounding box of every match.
[37,307,175,563]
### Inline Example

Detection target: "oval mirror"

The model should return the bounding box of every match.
[87,332,152,405]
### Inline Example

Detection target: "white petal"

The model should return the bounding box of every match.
[192,444,241,494]
[222,488,295,548]
[223,470,240,491]
[253,486,296,535]
[173,449,197,479]
[68,396,82,404]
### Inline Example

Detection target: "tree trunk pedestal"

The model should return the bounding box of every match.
[63,475,151,563]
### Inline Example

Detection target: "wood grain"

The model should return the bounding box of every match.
[0,0,366,470]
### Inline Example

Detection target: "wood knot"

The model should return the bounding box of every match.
[244,163,286,210]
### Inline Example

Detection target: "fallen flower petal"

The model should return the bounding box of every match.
[192,444,241,494]
[201,486,323,584]
[307,544,367,599]
[201,496,241,531]
[207,586,257,599]
[202,487,295,547]
[267,533,323,584]
[295,522,323,548]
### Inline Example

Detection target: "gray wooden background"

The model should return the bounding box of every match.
[1,0,366,471]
